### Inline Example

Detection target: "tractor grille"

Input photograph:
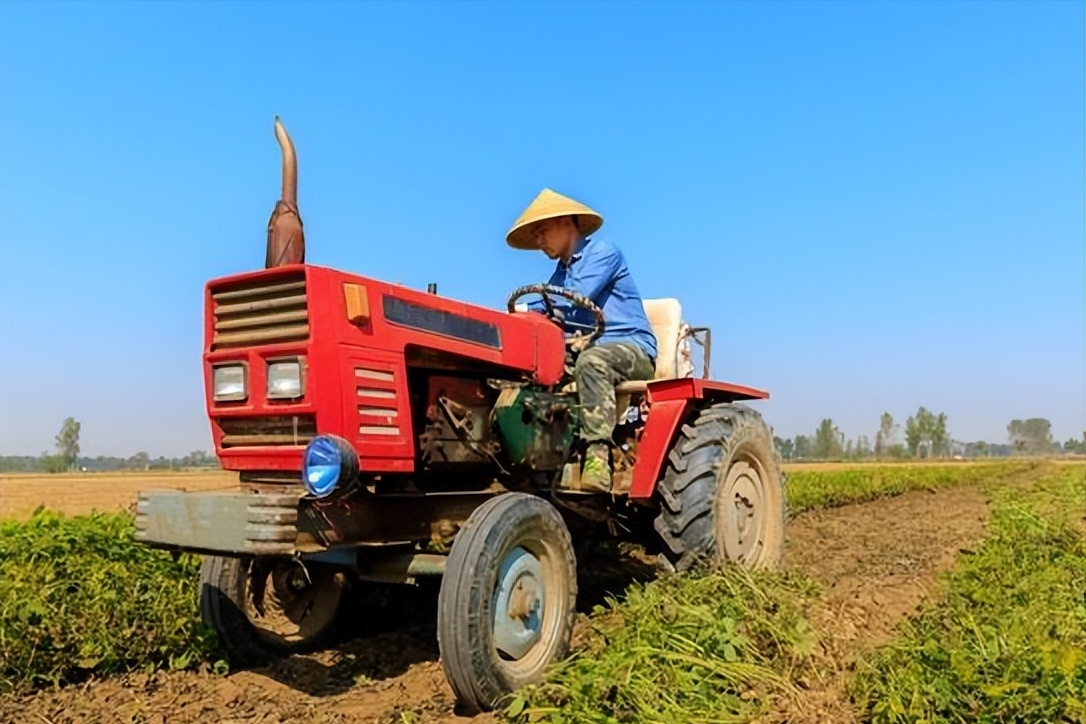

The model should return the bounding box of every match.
[219,415,317,448]
[212,272,309,349]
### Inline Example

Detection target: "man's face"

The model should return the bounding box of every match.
[531,216,578,260]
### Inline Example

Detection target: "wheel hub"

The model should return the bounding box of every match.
[492,547,545,660]
[734,491,755,537]
[720,461,766,562]
[286,566,311,592]
[248,561,341,643]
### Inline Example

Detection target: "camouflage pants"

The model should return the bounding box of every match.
[575,342,655,444]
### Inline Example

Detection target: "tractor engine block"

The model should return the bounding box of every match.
[418,376,499,469]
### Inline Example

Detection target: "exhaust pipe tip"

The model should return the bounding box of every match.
[265,116,305,268]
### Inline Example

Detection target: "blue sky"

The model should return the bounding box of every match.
[1,1,1083,457]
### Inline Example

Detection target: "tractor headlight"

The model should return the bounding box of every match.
[302,434,358,499]
[212,364,247,402]
[267,359,304,399]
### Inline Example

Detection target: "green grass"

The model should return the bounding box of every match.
[785,460,1040,513]
[503,567,821,724]
[851,466,1086,723]
[0,509,215,695]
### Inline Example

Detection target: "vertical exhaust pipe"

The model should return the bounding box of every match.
[265,116,305,268]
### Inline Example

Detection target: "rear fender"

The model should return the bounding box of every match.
[628,379,768,501]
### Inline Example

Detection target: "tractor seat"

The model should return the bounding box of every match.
[643,298,688,380]
[614,298,693,397]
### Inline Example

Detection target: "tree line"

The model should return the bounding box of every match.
[774,408,1085,461]
[3,412,1082,472]
[0,417,220,473]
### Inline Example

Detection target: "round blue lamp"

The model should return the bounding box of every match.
[301,434,359,498]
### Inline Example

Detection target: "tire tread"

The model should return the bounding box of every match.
[653,402,785,571]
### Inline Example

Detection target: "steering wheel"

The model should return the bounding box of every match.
[507,284,606,345]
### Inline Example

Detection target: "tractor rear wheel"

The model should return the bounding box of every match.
[437,493,577,713]
[654,402,785,571]
[199,555,345,666]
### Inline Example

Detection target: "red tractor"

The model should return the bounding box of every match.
[136,120,785,712]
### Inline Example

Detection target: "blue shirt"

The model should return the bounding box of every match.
[532,237,657,360]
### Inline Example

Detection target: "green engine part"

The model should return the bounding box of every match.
[491,387,580,470]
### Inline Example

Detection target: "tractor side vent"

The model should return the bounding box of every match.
[355,366,401,437]
[219,415,317,448]
[212,272,309,349]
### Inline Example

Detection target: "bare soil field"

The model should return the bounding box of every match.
[0,471,237,520]
[0,480,998,724]
[0,461,1018,520]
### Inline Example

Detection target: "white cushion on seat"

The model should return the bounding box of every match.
[642,298,693,379]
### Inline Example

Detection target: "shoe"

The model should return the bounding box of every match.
[580,446,612,493]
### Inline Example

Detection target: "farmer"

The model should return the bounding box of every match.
[507,188,657,492]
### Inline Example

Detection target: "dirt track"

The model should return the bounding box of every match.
[779,486,990,723]
[0,481,996,724]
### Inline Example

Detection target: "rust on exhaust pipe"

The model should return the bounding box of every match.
[265,116,306,268]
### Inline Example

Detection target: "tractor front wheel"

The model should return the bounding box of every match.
[654,402,785,571]
[199,555,345,666]
[437,493,577,713]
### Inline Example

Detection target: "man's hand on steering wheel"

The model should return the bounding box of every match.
[506,284,606,346]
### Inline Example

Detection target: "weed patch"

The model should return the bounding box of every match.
[0,509,215,694]
[851,466,1086,723]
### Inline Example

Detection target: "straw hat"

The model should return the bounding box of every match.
[506,188,603,250]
